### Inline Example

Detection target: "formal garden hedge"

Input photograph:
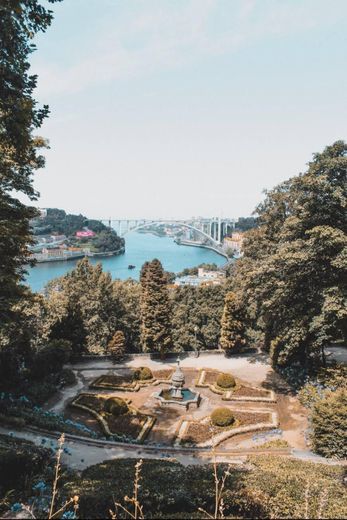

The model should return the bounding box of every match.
[211,407,235,427]
[216,373,236,389]
[71,393,154,441]
[133,367,153,381]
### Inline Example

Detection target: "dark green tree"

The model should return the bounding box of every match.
[0,0,60,325]
[140,259,172,357]
[107,330,126,362]
[171,285,225,351]
[233,141,347,370]
[46,258,118,354]
[220,291,246,354]
[112,279,141,353]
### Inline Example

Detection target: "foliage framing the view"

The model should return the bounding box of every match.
[233,141,347,370]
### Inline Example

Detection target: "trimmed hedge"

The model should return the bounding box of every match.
[133,367,153,381]
[216,373,236,389]
[211,407,235,427]
[104,397,129,416]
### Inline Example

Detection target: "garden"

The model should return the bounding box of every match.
[59,362,281,448]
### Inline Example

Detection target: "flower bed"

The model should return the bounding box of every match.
[0,392,98,438]
[181,411,271,444]
[70,393,155,442]
[90,369,173,392]
[196,369,276,402]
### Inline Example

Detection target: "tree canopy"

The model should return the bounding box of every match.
[0,1,60,325]
[140,259,172,357]
[233,141,347,370]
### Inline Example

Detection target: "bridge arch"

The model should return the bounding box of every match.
[120,220,220,245]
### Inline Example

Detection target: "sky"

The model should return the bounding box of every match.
[27,0,347,220]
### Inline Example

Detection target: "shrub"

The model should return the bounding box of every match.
[0,438,50,496]
[211,407,235,427]
[60,368,77,387]
[104,397,128,416]
[311,388,347,459]
[216,373,236,389]
[31,339,72,379]
[133,367,153,381]
[0,413,26,428]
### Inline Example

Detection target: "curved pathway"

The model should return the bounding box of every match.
[0,425,344,471]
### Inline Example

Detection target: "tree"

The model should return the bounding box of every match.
[46,258,119,354]
[140,259,172,357]
[0,0,60,326]
[233,141,347,370]
[107,331,126,362]
[171,285,225,352]
[112,279,141,353]
[311,388,347,459]
[220,291,246,354]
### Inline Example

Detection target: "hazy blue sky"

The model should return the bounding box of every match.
[28,0,347,219]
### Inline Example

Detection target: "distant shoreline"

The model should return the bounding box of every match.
[33,247,125,264]
[175,238,229,260]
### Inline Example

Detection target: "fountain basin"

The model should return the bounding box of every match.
[154,387,200,410]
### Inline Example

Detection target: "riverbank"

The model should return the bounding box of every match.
[175,238,229,260]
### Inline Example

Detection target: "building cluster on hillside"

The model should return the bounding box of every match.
[174,267,225,287]
[29,210,95,262]
[223,232,244,257]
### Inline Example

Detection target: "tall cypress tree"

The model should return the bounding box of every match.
[220,291,246,354]
[140,259,172,357]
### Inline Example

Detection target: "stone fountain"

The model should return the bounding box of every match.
[155,358,200,410]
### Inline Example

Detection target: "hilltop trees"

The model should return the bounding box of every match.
[233,141,347,370]
[220,292,246,354]
[140,259,172,357]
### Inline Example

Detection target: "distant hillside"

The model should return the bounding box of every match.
[30,208,125,255]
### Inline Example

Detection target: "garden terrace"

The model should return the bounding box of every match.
[34,354,311,452]
[71,393,155,441]
[176,409,277,447]
[90,368,173,392]
[196,369,276,402]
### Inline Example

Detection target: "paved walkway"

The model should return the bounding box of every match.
[1,426,344,471]
[68,352,272,386]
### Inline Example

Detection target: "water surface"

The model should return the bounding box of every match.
[26,231,226,292]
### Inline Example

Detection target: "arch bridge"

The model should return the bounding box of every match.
[100,217,236,246]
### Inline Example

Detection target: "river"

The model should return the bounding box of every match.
[26,232,226,292]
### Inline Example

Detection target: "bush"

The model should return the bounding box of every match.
[216,373,236,389]
[311,388,347,459]
[104,397,128,416]
[133,367,153,381]
[211,407,235,427]
[0,413,26,428]
[63,456,347,520]
[31,339,72,379]
[60,368,77,387]
[0,438,50,496]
